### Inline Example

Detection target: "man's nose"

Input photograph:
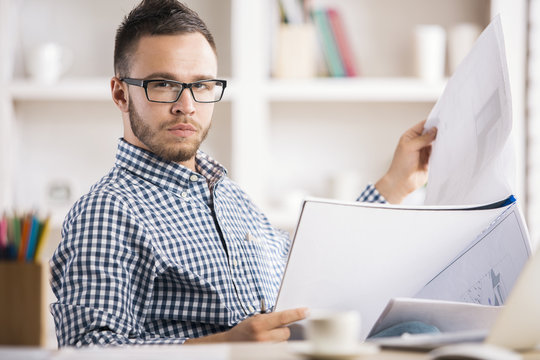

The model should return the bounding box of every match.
[171,89,196,115]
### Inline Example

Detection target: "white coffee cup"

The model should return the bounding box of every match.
[415,25,446,82]
[26,42,72,83]
[305,310,361,355]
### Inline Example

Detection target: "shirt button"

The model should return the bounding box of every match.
[232,259,238,267]
[189,174,199,182]
[245,233,257,242]
[248,305,255,313]
[181,191,188,198]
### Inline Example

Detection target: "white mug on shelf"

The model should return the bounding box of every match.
[25,42,73,83]
[448,23,481,74]
[414,25,446,82]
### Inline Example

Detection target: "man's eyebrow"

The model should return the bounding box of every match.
[143,72,217,81]
[143,72,177,80]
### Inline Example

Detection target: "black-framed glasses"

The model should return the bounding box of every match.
[120,78,227,103]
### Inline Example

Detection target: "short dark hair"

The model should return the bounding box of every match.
[114,0,216,77]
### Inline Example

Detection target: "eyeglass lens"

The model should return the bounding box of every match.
[147,80,224,103]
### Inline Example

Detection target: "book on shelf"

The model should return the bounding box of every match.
[311,8,357,77]
[278,0,305,24]
[274,2,358,78]
[311,8,345,77]
[326,8,358,77]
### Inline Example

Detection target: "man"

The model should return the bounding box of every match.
[50,0,437,347]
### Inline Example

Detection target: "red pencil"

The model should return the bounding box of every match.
[18,213,31,261]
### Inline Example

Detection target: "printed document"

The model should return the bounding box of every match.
[424,16,514,205]
[415,204,531,304]
[367,204,531,340]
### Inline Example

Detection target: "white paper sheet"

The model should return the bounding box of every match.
[415,204,531,305]
[424,16,515,205]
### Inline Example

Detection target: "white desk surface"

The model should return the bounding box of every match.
[230,342,540,360]
[2,342,540,360]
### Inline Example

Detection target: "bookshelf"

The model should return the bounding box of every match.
[0,0,529,230]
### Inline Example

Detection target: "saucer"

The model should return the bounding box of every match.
[293,343,379,360]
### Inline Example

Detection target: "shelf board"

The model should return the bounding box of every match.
[9,77,444,103]
[265,77,448,102]
[9,77,113,101]
[9,77,238,102]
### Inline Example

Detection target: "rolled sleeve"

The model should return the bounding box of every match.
[357,183,387,203]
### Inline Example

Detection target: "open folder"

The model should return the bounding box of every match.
[274,198,531,340]
[367,203,540,351]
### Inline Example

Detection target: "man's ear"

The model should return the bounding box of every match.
[111,77,129,113]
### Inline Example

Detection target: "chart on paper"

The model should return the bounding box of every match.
[461,258,510,305]
[415,207,531,306]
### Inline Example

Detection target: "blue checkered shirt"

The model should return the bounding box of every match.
[50,139,385,347]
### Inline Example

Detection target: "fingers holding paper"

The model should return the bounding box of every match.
[375,120,437,204]
[185,307,309,343]
[225,307,309,342]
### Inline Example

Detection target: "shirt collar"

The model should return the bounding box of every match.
[115,138,227,191]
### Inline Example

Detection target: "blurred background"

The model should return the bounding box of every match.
[0,0,537,348]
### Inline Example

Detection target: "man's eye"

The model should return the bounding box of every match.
[150,81,182,92]
[155,81,171,88]
[192,83,210,91]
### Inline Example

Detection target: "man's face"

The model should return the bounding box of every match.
[123,33,218,164]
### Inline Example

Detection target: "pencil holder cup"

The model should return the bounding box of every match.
[274,24,318,78]
[0,261,47,346]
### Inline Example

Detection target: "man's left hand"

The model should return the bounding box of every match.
[375,120,437,204]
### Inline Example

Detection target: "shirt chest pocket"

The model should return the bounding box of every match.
[240,232,277,263]
[239,231,285,301]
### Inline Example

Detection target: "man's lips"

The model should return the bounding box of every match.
[168,123,197,137]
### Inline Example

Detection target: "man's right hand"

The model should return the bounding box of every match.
[185,307,309,344]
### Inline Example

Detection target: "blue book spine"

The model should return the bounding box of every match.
[312,8,345,77]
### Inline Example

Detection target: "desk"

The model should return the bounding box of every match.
[2,342,540,359]
[230,342,428,359]
[230,342,540,359]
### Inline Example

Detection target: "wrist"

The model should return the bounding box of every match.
[375,173,410,204]
[184,330,229,344]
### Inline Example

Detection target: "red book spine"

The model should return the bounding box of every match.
[327,8,358,77]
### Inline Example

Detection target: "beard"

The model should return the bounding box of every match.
[128,101,210,163]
